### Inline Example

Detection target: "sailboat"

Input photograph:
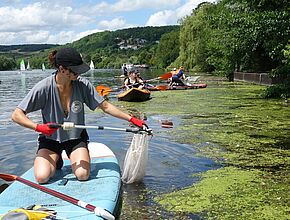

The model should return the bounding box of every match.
[90,60,94,70]
[42,63,46,71]
[20,59,26,72]
[26,61,30,70]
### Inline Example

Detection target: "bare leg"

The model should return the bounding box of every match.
[34,149,59,184]
[70,146,90,181]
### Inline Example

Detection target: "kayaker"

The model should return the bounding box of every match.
[168,66,186,86]
[122,63,128,77]
[124,69,144,90]
[171,67,177,76]
[11,47,150,184]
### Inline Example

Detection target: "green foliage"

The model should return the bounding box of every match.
[176,0,290,83]
[178,2,216,72]
[29,56,48,69]
[222,0,290,10]
[0,44,57,52]
[70,26,179,68]
[0,55,16,70]
[155,30,180,68]
[283,43,290,65]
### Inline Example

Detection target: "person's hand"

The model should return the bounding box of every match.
[129,117,152,135]
[35,123,58,136]
[129,117,146,128]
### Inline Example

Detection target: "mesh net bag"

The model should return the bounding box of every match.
[121,133,149,184]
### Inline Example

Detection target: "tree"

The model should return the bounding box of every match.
[0,55,16,70]
[155,30,180,68]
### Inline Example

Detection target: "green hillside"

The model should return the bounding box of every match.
[0,25,179,70]
[0,44,58,53]
[71,26,179,68]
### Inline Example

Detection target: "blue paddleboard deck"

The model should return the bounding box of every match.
[0,143,122,219]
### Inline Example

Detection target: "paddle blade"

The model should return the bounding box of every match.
[0,173,17,181]
[158,72,172,80]
[96,85,112,96]
[156,85,168,91]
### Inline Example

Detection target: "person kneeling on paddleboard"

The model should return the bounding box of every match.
[11,47,150,184]
[168,66,186,86]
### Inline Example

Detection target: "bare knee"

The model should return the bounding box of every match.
[74,168,90,181]
[35,172,51,184]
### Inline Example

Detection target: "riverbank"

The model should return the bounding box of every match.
[128,76,289,219]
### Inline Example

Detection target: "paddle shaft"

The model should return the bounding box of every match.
[16,176,96,211]
[0,174,114,220]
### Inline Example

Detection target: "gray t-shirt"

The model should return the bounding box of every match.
[18,73,105,142]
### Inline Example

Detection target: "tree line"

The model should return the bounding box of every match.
[171,0,290,97]
[0,1,289,97]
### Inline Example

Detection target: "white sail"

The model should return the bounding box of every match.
[42,63,46,71]
[20,59,26,71]
[90,60,94,70]
[26,61,30,70]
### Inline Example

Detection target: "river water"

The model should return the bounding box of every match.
[0,69,216,219]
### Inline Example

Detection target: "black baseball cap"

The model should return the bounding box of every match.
[56,47,90,74]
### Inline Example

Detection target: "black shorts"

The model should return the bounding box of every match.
[171,77,185,86]
[37,130,89,158]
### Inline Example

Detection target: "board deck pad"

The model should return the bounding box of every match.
[0,143,122,219]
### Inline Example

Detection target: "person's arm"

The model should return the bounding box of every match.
[137,77,144,84]
[182,72,186,80]
[99,101,147,128]
[124,78,130,89]
[11,107,37,130]
[11,107,58,136]
[99,101,131,121]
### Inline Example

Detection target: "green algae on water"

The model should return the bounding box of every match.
[113,77,290,219]
[156,167,289,219]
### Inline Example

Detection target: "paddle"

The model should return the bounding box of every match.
[0,173,115,220]
[49,122,152,135]
[155,85,168,91]
[96,85,113,96]
[96,85,126,96]
[96,83,144,96]
[145,72,172,82]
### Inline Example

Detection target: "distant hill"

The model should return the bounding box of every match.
[70,25,180,68]
[0,44,59,53]
[0,25,180,69]
[71,26,179,53]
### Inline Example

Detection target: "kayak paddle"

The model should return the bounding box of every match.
[96,85,127,96]
[96,85,113,96]
[144,72,172,82]
[155,85,168,91]
[0,173,115,220]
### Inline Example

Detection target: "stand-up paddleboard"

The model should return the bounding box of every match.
[0,143,122,219]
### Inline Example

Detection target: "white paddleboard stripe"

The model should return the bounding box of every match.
[78,200,88,207]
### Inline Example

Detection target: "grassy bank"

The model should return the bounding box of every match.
[118,77,290,219]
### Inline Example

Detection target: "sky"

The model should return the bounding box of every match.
[0,0,216,45]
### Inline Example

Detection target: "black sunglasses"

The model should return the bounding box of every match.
[68,68,79,76]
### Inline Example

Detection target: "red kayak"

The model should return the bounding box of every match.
[146,83,207,91]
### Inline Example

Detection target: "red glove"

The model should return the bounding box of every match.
[129,117,146,128]
[35,123,58,136]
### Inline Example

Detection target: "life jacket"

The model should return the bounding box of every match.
[171,70,178,76]
[0,205,56,220]
[173,69,184,79]
[125,77,142,88]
